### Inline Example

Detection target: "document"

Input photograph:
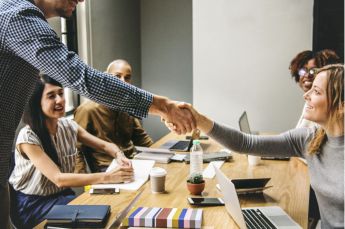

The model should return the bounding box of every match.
[203,161,224,179]
[92,159,155,191]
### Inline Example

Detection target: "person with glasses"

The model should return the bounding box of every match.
[74,60,154,173]
[289,49,340,128]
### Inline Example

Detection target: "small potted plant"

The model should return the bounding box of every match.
[187,172,205,195]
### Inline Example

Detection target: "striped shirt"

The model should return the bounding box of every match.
[0,0,153,185]
[9,118,78,196]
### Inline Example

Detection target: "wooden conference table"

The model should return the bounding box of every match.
[36,132,310,229]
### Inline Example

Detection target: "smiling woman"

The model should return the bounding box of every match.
[8,74,134,228]
[170,64,344,229]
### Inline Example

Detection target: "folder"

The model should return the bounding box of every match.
[44,205,110,228]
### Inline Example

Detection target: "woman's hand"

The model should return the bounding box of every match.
[104,166,134,183]
[116,154,132,168]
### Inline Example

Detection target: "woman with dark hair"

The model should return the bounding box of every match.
[173,64,344,229]
[289,49,340,128]
[9,75,133,228]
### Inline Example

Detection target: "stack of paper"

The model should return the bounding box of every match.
[134,146,175,164]
[91,159,155,191]
[123,207,203,228]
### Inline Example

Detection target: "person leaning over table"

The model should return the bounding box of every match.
[8,75,135,228]
[0,0,195,227]
[289,49,340,128]
[74,59,154,173]
[169,64,344,229]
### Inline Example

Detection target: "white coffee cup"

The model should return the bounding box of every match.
[248,155,261,166]
[150,167,167,193]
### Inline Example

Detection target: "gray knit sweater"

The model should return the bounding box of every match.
[209,122,344,229]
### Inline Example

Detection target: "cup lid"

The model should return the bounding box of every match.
[150,167,167,177]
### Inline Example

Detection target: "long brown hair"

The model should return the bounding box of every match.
[308,64,344,154]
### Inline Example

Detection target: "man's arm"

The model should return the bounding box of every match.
[5,8,195,133]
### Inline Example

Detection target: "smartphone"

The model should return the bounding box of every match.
[89,188,119,195]
[187,197,224,206]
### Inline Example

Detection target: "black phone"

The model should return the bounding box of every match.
[89,188,119,195]
[187,197,224,206]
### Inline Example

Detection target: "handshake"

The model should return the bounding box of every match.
[149,95,214,135]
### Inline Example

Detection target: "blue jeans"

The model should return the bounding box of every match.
[14,188,75,228]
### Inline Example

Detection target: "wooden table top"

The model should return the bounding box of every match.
[36,132,310,229]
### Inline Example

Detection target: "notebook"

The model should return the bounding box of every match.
[216,177,272,194]
[45,205,110,228]
[214,166,301,229]
[123,207,203,228]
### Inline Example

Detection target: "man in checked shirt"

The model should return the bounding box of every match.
[0,0,196,227]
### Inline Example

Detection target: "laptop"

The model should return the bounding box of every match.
[239,111,289,160]
[159,138,193,152]
[214,166,302,229]
[238,111,259,135]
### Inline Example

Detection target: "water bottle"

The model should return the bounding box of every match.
[190,140,203,175]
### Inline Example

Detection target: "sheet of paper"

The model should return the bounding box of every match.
[135,146,172,154]
[171,154,186,161]
[92,159,155,191]
[203,161,224,179]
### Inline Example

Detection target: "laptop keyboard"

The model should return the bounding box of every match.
[242,209,277,229]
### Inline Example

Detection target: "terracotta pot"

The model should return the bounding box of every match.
[187,181,205,195]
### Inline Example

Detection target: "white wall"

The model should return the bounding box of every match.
[141,0,193,141]
[193,0,313,132]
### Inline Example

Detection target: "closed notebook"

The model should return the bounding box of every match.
[45,205,110,228]
[123,207,203,228]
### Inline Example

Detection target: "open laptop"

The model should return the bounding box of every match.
[239,111,289,161]
[238,111,259,135]
[159,138,193,152]
[214,166,302,229]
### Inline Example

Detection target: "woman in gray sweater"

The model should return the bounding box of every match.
[175,64,344,229]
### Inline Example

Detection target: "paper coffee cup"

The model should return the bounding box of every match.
[248,155,261,166]
[150,167,167,193]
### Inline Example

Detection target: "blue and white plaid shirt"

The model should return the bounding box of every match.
[0,0,153,185]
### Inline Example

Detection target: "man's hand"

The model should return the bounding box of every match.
[149,95,196,134]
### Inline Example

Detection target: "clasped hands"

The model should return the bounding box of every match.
[161,101,201,135]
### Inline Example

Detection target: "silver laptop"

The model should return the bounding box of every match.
[239,111,289,161]
[238,111,258,135]
[214,166,302,229]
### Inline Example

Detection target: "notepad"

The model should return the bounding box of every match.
[203,161,224,179]
[91,159,155,191]
[123,207,203,228]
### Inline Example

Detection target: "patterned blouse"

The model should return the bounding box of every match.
[9,118,78,196]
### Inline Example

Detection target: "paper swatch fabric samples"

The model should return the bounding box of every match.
[123,207,203,228]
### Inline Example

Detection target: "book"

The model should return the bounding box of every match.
[44,205,110,228]
[123,207,203,228]
[134,146,175,163]
[184,151,232,163]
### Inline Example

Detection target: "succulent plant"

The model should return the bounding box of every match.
[187,172,204,184]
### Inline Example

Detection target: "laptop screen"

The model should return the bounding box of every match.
[239,111,251,134]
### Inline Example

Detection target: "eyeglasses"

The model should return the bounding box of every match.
[298,67,317,78]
